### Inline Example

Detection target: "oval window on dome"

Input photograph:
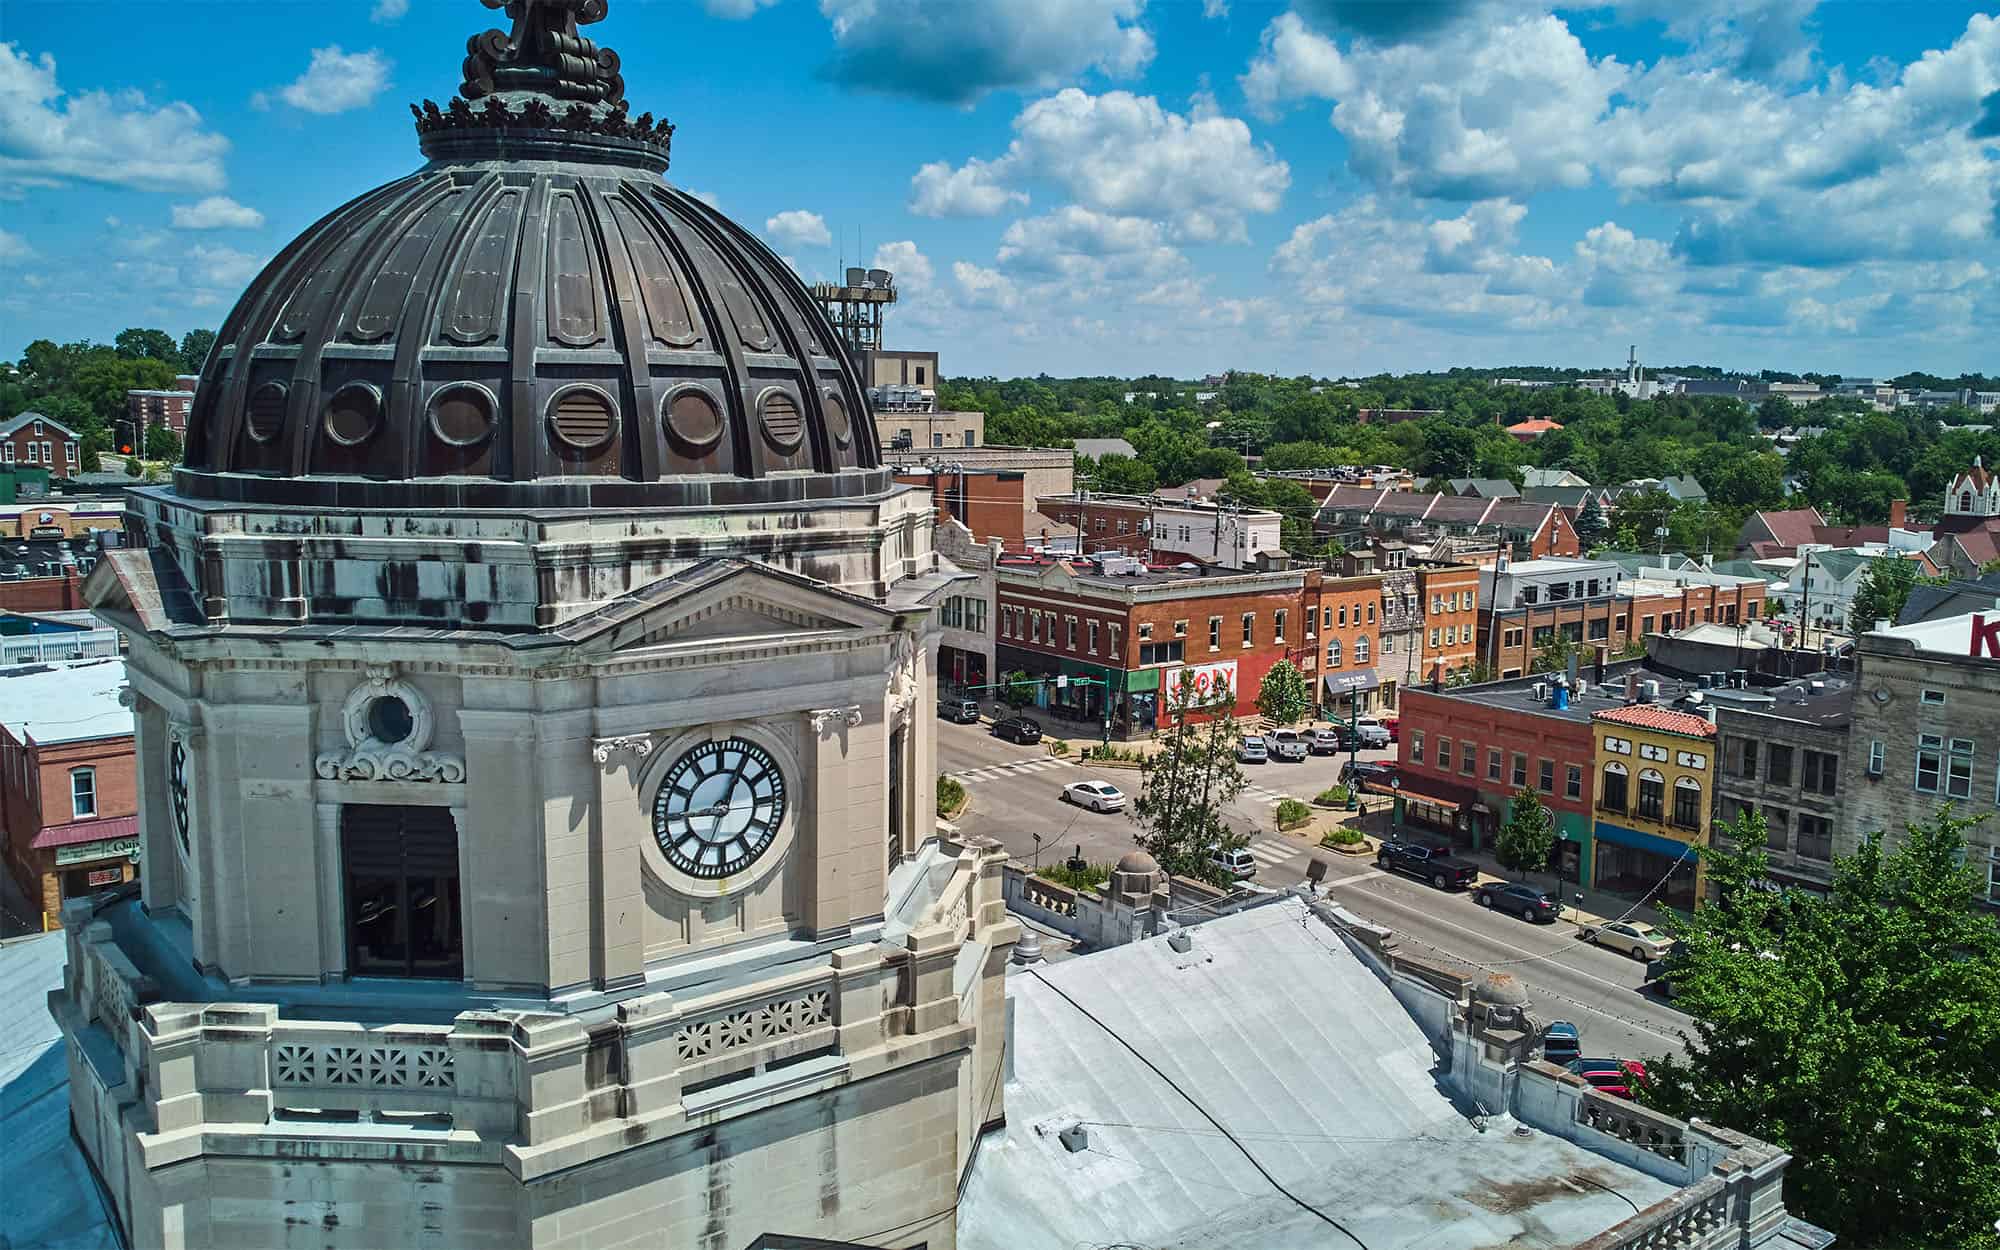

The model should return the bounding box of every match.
[429,383,497,447]
[821,388,852,449]
[548,385,618,453]
[324,382,383,446]
[758,387,804,452]
[247,382,289,443]
[662,386,725,455]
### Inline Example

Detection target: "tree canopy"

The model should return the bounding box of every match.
[1494,788,1556,880]
[1131,670,1249,886]
[1848,556,1946,633]
[1644,807,2000,1249]
[1254,660,1312,726]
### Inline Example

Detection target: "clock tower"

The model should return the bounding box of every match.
[57,6,1015,1247]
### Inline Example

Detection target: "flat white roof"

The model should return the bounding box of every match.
[0,658,132,745]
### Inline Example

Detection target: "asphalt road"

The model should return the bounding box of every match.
[939,718,1692,1064]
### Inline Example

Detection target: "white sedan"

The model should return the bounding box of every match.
[1590,920,1673,961]
[1060,780,1127,812]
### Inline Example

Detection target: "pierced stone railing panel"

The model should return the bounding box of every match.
[1583,1177,1732,1250]
[1579,1089,1689,1163]
[1022,877,1078,918]
[271,1038,456,1091]
[672,986,833,1065]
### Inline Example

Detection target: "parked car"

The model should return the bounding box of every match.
[1269,729,1308,762]
[937,696,981,724]
[1542,1021,1582,1065]
[1308,727,1342,754]
[1237,735,1270,764]
[1351,717,1392,748]
[990,715,1043,745]
[1644,941,1687,999]
[1474,881,1563,922]
[1209,846,1257,880]
[1589,920,1673,961]
[1380,716,1400,743]
[1374,838,1479,890]
[1567,1057,1649,1083]
[1340,760,1400,790]
[1060,780,1126,812]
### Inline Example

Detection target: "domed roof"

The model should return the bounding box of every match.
[178,0,884,510]
[1115,849,1161,876]
[1473,972,1529,1008]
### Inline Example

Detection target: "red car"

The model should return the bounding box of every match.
[1382,716,1400,743]
[1567,1058,1649,1099]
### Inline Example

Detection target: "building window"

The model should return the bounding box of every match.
[1322,607,1333,629]
[1802,749,1838,797]
[1566,765,1583,800]
[1869,740,1885,775]
[1355,636,1370,663]
[70,767,97,819]
[1763,806,1789,850]
[1487,748,1502,782]
[1411,730,1425,764]
[1382,633,1395,654]
[1275,610,1287,642]
[963,430,975,447]
[1030,613,1041,643]
[1367,603,1376,624]
[931,432,944,448]
[1916,734,1943,793]
[1767,744,1793,787]
[1947,738,1975,799]
[1326,638,1341,666]
[1429,628,1440,648]
[1797,814,1833,861]
[1600,762,1628,812]
[1539,758,1555,793]
[1672,779,1702,830]
[1921,689,1946,707]
[1089,621,1099,653]
[1174,619,1188,637]
[1117,519,1129,534]
[1241,613,1254,646]
[1338,605,1348,627]
[1109,624,1120,655]
[1066,618,1077,650]
[1209,616,1222,651]
[1503,628,1523,649]
[1512,753,1527,787]
[1462,745,1477,776]
[1637,769,1665,821]
[916,365,927,383]
[1987,845,2000,904]
[1438,738,1453,771]
[1139,641,1185,666]
[1139,622,1154,640]
[343,804,465,979]
[1733,737,1757,779]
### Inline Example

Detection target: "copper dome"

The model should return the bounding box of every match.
[178,0,884,510]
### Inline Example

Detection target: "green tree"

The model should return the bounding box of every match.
[1848,556,1944,633]
[1131,668,1248,886]
[1084,453,1157,495]
[1644,807,2000,1249]
[114,327,177,361]
[178,328,217,373]
[1255,660,1312,726]
[1446,659,1499,687]
[144,423,184,463]
[999,670,1037,710]
[1573,494,1608,550]
[1531,632,1577,674]
[1494,788,1556,881]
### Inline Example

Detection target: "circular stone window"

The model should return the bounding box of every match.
[548,386,618,453]
[324,382,383,446]
[246,382,289,443]
[758,388,804,452]
[428,383,496,446]
[662,386,725,455]
[821,389,852,448]
[367,695,415,745]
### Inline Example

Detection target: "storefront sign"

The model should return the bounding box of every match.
[86,867,123,887]
[1973,613,2000,658]
[55,836,141,867]
[1162,660,1238,711]
[30,525,65,539]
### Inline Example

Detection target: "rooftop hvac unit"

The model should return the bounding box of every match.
[867,268,893,288]
[1531,682,1548,701]
[1641,680,1661,702]
[845,266,866,287]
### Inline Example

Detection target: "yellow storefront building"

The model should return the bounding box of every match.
[1590,702,1716,911]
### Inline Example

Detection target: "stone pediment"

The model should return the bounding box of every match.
[562,559,894,657]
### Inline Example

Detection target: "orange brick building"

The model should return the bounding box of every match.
[1419,564,1482,683]
[896,468,1032,549]
[1306,571,1389,713]
[1,659,137,930]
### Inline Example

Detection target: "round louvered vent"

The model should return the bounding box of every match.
[663,387,724,454]
[324,382,383,446]
[759,388,803,452]
[548,386,617,452]
[821,390,851,448]
[429,384,496,446]
[247,382,288,443]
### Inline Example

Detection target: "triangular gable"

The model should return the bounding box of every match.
[83,547,204,634]
[560,559,895,655]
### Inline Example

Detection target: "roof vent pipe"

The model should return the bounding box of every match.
[1167,929,1192,953]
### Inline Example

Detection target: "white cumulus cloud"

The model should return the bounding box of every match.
[0,227,33,263]
[764,209,832,248]
[819,0,1153,105]
[0,43,229,192]
[369,0,409,22]
[870,240,934,289]
[187,243,265,290]
[170,196,264,230]
[909,158,1028,217]
[260,46,392,116]
[704,0,780,15]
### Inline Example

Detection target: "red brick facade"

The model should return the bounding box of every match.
[0,574,89,613]
[897,470,1030,549]
[1418,565,1481,681]
[1479,582,1766,678]
[1395,686,1598,851]
[1036,495,1152,556]
[2,727,138,930]
[0,414,80,474]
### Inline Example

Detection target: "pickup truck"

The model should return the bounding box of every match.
[1374,838,1480,890]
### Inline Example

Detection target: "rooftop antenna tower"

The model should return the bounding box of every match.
[813,265,897,358]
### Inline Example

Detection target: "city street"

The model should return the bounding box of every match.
[941,717,1692,1063]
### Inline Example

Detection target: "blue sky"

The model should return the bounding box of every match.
[3,0,1996,379]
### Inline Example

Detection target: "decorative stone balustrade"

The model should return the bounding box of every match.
[1584,1177,1733,1250]
[1024,877,1079,917]
[1579,1088,1689,1164]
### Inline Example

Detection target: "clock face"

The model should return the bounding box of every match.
[167,735,191,854]
[652,738,787,880]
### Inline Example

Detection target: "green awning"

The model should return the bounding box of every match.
[1123,667,1159,693]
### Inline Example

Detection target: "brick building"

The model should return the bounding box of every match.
[1591,702,1717,911]
[1308,571,1387,715]
[1419,563,1481,683]
[1,658,137,930]
[993,556,1312,737]
[896,468,1031,549]
[0,412,81,475]
[124,374,199,438]
[1315,486,1579,559]
[1478,556,1767,678]
[1036,493,1152,557]
[1712,676,1852,895]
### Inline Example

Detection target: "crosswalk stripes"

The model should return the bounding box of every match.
[1244,839,1299,868]
[948,756,1071,784]
[1241,783,1292,805]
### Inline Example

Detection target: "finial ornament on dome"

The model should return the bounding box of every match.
[462,0,625,106]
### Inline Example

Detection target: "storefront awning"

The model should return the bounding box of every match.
[1592,821,1702,861]
[31,814,137,851]
[1322,668,1380,698]
[1124,667,1160,693]
[1397,780,1477,809]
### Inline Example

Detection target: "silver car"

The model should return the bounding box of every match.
[1237,735,1270,764]
[1308,727,1342,754]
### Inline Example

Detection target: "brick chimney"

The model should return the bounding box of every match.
[1889,499,1907,528]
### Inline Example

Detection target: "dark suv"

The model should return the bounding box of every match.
[1375,838,1479,890]
[1340,760,1400,791]
[991,715,1043,745]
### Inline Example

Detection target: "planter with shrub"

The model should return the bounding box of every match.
[1276,798,1313,831]
[936,775,968,821]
